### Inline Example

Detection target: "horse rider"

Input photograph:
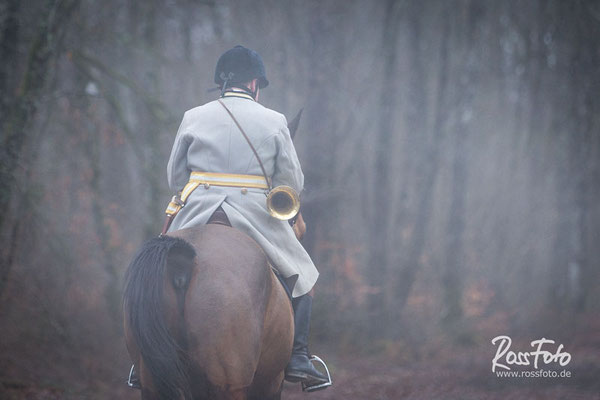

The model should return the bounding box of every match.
[161,45,329,386]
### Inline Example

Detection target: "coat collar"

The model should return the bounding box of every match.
[221,91,255,101]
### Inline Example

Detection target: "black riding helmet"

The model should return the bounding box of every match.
[214,45,269,91]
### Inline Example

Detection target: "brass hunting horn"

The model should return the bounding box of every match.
[217,100,302,220]
[266,185,300,220]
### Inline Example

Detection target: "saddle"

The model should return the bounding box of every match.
[207,206,231,226]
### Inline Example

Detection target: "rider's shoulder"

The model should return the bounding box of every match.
[255,103,287,128]
[182,100,220,120]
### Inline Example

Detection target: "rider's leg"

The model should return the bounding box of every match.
[285,290,328,383]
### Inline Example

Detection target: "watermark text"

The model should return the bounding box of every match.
[491,335,571,375]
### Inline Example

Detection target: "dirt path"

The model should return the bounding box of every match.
[2,351,598,400]
[282,352,599,400]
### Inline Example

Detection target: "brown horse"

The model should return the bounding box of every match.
[123,224,294,399]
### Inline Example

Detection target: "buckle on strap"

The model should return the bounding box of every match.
[164,180,202,217]
[171,195,185,207]
[165,194,185,216]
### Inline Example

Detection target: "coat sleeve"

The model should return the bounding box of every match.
[167,113,192,192]
[272,115,304,192]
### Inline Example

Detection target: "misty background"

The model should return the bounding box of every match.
[1,0,599,399]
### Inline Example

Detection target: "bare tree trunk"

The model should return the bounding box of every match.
[441,0,480,334]
[366,0,402,338]
[549,0,594,313]
[0,0,79,298]
[391,2,451,322]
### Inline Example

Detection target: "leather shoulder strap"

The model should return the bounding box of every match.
[217,99,272,190]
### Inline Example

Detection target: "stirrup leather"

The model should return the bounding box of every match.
[301,355,332,392]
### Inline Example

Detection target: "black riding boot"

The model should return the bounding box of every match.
[285,294,329,383]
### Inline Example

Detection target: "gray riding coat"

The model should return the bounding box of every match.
[166,94,318,297]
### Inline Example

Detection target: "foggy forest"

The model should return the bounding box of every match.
[1,0,599,399]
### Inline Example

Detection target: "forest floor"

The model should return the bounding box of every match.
[282,350,600,400]
[2,343,598,400]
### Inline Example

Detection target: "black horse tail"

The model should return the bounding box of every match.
[124,235,196,399]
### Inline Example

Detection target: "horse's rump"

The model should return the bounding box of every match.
[124,224,293,400]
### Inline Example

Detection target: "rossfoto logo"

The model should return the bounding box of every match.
[491,335,572,378]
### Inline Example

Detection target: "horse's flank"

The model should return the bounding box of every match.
[124,224,294,400]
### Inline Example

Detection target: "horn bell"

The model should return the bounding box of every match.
[266,185,300,220]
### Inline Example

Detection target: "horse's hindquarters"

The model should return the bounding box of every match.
[172,225,293,399]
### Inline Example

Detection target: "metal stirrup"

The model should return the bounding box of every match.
[127,364,141,389]
[301,355,333,392]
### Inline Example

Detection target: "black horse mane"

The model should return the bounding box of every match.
[124,235,196,399]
